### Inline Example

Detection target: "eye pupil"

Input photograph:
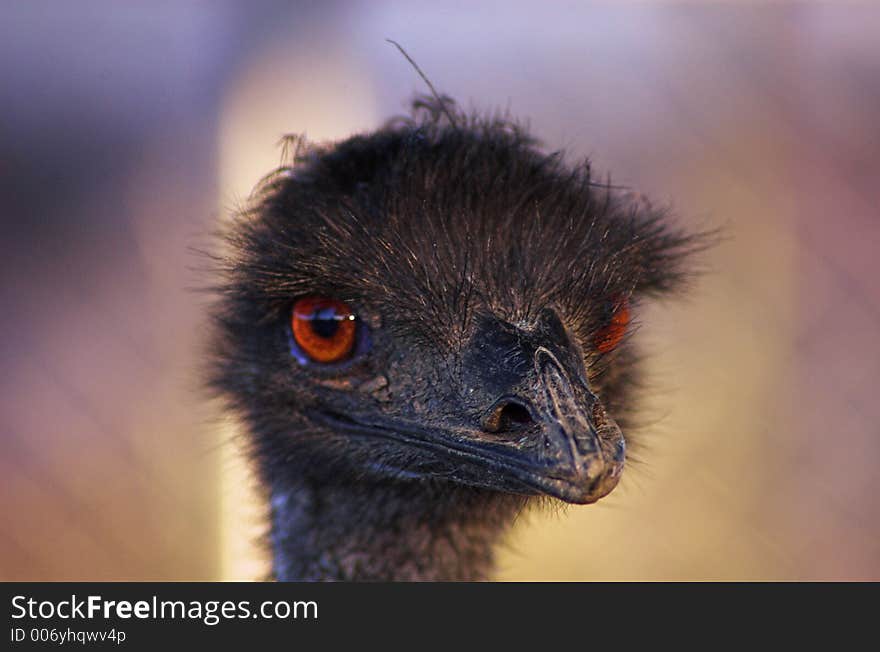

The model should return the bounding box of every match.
[291,297,358,364]
[310,309,342,339]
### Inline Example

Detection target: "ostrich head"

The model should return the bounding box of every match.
[209,98,700,580]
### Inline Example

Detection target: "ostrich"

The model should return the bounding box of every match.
[209,96,700,581]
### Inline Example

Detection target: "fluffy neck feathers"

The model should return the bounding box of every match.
[269,476,527,581]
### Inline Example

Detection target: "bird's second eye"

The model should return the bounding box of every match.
[291,296,358,364]
[593,298,630,353]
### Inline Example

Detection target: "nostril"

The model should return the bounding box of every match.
[482,398,535,434]
[501,402,533,426]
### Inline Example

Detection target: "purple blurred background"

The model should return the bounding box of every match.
[1,1,878,580]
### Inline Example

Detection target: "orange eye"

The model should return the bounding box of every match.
[291,297,357,364]
[594,298,630,353]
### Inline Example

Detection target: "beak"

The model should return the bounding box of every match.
[455,312,625,503]
[309,321,625,504]
[429,318,627,503]
[505,346,625,503]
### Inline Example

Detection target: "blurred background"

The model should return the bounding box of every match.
[2,0,877,581]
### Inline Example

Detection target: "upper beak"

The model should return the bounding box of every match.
[451,321,626,503]
[510,346,625,503]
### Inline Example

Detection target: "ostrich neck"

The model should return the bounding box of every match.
[269,476,525,581]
